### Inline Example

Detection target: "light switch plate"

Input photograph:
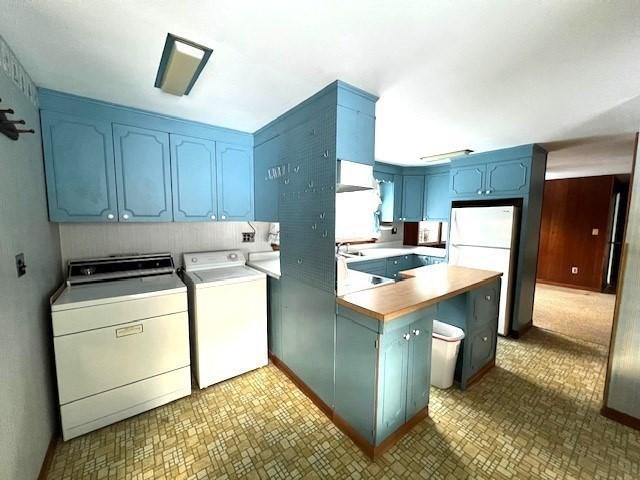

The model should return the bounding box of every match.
[571,266,578,275]
[592,228,599,236]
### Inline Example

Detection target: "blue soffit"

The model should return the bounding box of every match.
[154,33,213,96]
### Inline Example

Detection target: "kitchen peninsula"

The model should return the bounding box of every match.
[333,264,501,458]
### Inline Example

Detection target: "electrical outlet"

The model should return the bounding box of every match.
[571,266,578,275]
[242,232,255,243]
[391,227,398,235]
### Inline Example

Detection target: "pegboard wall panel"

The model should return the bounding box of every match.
[279,105,337,293]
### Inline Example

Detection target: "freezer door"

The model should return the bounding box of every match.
[450,206,516,248]
[449,245,513,336]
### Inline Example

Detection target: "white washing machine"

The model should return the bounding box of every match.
[182,250,268,389]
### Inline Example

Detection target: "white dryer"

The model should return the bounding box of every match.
[182,250,268,388]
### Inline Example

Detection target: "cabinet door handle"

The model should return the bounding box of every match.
[394,260,398,265]
[412,329,421,336]
[210,215,216,220]
[482,336,488,342]
[221,215,226,220]
[485,190,491,195]
[116,324,143,338]
[107,213,114,220]
[485,295,492,301]
[122,213,129,220]
[403,333,411,341]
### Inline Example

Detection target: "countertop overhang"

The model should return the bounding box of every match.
[336,264,502,322]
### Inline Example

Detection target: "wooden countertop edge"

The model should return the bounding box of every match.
[336,272,502,322]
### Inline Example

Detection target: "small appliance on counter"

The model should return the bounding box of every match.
[50,253,191,441]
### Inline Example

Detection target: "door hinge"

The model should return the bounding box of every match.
[374,339,379,349]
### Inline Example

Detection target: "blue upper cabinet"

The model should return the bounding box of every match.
[450,164,485,198]
[216,142,254,221]
[41,111,118,222]
[401,175,425,221]
[336,105,375,166]
[170,134,217,221]
[113,124,173,222]
[485,159,530,196]
[449,146,534,199]
[424,172,450,221]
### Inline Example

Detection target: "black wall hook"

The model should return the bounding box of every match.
[0,97,33,140]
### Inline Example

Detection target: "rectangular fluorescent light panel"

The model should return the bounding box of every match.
[155,34,213,96]
[420,149,473,164]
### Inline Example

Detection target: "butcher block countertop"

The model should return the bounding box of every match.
[336,264,502,322]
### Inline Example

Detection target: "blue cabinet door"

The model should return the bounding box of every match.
[267,277,283,358]
[376,328,409,443]
[336,105,375,165]
[113,124,172,222]
[450,164,485,198]
[170,134,217,221]
[216,142,254,221]
[424,172,450,220]
[485,159,530,197]
[393,174,404,221]
[41,111,118,222]
[406,314,433,419]
[401,175,425,221]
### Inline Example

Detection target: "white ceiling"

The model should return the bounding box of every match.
[2,1,639,175]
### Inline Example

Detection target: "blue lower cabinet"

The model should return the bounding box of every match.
[401,175,425,221]
[406,316,432,418]
[424,172,450,221]
[216,142,254,221]
[113,124,173,222]
[348,258,387,276]
[376,327,410,440]
[170,134,217,221]
[41,111,118,222]
[335,306,435,447]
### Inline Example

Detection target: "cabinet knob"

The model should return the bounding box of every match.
[210,215,216,220]
[394,260,398,265]
[485,189,491,195]
[107,213,114,220]
[122,214,129,220]
[403,333,411,341]
[412,329,421,336]
[485,295,491,301]
[477,189,483,195]
[482,336,488,342]
[221,215,226,220]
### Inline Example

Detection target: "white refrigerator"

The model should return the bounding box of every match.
[448,205,519,336]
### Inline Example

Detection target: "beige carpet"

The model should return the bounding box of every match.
[533,283,616,346]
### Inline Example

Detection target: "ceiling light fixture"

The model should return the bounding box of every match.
[154,33,213,96]
[419,149,473,164]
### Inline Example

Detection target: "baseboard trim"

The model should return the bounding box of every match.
[465,360,495,389]
[601,405,640,431]
[536,279,603,293]
[269,353,429,459]
[37,435,58,480]
[268,353,332,419]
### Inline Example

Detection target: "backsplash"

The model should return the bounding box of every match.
[58,222,273,268]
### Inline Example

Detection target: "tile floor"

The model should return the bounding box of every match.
[47,328,639,479]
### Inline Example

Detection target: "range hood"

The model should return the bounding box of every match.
[336,160,375,193]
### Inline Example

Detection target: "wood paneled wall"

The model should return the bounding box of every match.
[537,176,616,291]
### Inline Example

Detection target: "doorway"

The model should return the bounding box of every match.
[532,174,630,346]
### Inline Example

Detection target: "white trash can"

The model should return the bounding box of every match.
[431,320,465,389]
